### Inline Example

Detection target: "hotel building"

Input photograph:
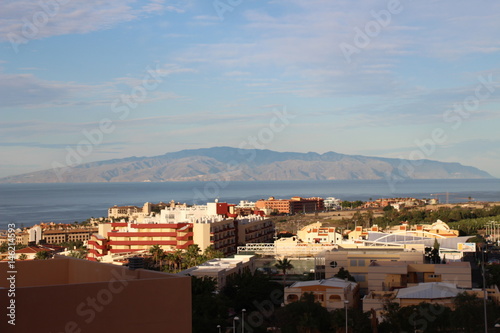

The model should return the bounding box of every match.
[89,201,274,260]
[255,196,324,214]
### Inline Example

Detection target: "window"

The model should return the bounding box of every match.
[350,259,357,267]
[329,261,338,268]
[358,260,365,267]
[353,274,366,282]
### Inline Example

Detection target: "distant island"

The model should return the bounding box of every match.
[0,146,493,183]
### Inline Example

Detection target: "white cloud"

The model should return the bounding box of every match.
[0,0,188,43]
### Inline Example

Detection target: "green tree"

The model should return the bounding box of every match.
[173,249,184,271]
[379,301,402,333]
[486,264,500,288]
[331,307,371,333]
[186,244,205,267]
[68,248,87,259]
[383,205,394,212]
[192,276,229,333]
[204,245,224,260]
[427,238,441,264]
[149,244,165,270]
[452,292,485,332]
[0,242,27,253]
[275,258,294,286]
[34,250,51,260]
[222,269,282,324]
[334,267,356,282]
[274,292,332,333]
[18,253,28,260]
[163,252,176,272]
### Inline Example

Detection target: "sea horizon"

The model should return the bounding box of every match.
[1,178,499,229]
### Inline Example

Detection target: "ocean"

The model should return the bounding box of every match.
[0,179,499,229]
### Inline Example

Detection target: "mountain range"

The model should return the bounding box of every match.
[0,147,493,183]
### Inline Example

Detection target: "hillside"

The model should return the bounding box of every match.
[0,147,493,183]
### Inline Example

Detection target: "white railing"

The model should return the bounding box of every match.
[237,243,336,256]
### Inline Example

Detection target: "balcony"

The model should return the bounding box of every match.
[109,232,177,238]
[108,240,177,246]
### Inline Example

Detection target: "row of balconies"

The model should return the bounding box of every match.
[210,225,235,233]
[245,225,274,234]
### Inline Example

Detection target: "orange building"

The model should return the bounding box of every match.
[0,256,191,333]
[255,196,324,214]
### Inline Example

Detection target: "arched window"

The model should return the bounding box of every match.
[328,295,342,303]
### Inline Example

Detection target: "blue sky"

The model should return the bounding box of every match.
[1,0,499,178]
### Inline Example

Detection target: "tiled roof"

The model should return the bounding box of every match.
[16,246,49,254]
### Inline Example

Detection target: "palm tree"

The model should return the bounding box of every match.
[18,254,28,260]
[149,244,165,270]
[186,244,202,267]
[173,249,184,271]
[275,257,294,286]
[204,245,224,260]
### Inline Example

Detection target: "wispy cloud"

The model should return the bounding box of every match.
[0,141,127,149]
[0,64,193,109]
[0,0,188,43]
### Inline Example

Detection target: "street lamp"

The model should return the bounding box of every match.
[217,325,221,333]
[242,309,246,333]
[233,316,239,333]
[481,243,488,333]
[413,308,417,333]
[344,300,349,333]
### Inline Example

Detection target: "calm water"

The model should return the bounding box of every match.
[0,179,499,228]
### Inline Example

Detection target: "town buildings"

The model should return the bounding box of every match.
[296,222,343,244]
[255,196,324,214]
[323,248,424,294]
[366,261,472,291]
[285,277,359,311]
[89,201,275,260]
[362,197,428,210]
[363,282,500,321]
[8,224,97,246]
[178,254,256,289]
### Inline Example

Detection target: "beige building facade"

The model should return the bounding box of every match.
[366,261,472,292]
[285,277,359,311]
[324,248,424,293]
